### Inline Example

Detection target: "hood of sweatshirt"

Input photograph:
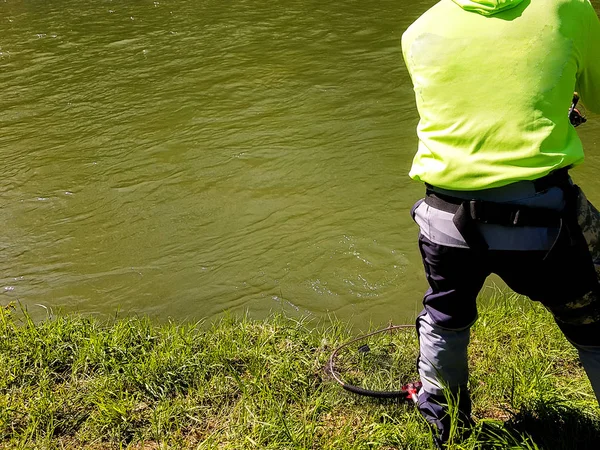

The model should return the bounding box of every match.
[451,0,525,16]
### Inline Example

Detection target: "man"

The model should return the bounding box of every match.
[401,0,600,447]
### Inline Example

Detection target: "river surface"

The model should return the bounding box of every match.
[2,0,599,326]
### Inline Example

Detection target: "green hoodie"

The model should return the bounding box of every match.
[402,0,600,190]
[452,0,524,16]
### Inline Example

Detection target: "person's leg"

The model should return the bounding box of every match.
[417,311,474,445]
[528,312,600,404]
[416,235,489,444]
[576,344,600,403]
[571,187,600,403]
[493,233,600,405]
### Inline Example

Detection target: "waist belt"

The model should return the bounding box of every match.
[424,186,565,252]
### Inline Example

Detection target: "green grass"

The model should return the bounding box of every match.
[1,293,599,449]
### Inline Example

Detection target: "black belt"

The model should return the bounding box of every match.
[424,169,570,251]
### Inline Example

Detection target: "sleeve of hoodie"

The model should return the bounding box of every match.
[577,0,600,113]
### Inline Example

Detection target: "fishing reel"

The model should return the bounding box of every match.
[569,92,587,127]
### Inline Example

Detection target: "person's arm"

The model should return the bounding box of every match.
[577,1,600,113]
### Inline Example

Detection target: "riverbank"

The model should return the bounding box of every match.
[1,294,599,449]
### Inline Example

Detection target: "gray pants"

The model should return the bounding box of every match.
[418,311,600,404]
[412,180,600,441]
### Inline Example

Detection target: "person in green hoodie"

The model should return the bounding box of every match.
[402,0,600,447]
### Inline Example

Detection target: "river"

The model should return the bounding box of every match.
[1,0,599,326]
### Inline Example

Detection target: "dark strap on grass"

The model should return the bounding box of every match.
[340,383,408,398]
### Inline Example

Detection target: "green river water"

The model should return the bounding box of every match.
[2,0,599,326]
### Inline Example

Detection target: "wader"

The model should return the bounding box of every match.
[411,169,600,446]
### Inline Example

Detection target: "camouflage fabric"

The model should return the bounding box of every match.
[546,186,600,327]
[576,187,600,277]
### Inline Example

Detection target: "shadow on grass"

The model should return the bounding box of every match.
[475,398,600,450]
[508,398,600,450]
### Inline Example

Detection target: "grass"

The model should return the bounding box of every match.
[0,292,599,449]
